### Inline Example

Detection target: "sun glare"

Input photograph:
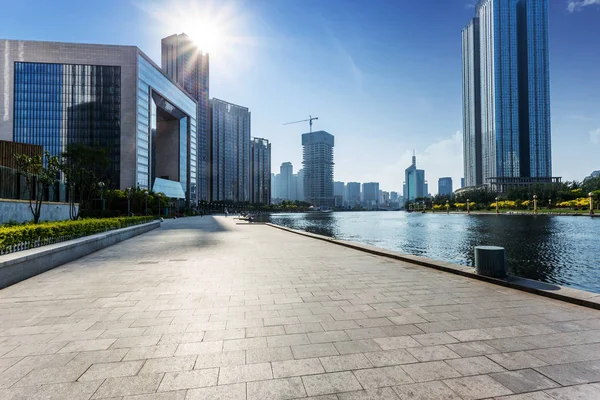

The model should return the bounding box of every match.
[187,20,223,55]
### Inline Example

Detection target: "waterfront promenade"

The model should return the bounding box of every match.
[0,217,599,399]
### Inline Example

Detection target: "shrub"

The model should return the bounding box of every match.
[0,216,153,253]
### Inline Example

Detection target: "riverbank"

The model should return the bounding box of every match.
[1,215,599,399]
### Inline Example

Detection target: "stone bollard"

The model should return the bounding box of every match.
[474,246,507,278]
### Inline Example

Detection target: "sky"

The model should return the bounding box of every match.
[1,0,599,195]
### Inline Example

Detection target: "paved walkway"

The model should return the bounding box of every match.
[1,216,599,400]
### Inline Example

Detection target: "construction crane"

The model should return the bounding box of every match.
[283,115,319,133]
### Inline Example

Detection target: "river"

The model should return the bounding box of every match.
[258,211,600,294]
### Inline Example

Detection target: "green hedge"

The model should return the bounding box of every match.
[0,217,154,253]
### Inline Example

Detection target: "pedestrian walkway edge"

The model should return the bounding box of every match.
[266,223,600,310]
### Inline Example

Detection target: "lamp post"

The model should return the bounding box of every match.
[495,197,499,215]
[157,193,162,217]
[533,195,538,215]
[466,199,470,215]
[145,190,148,215]
[590,192,594,216]
[98,182,105,211]
[126,187,131,216]
[446,200,449,214]
[548,198,552,211]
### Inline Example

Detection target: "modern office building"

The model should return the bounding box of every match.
[271,173,279,201]
[334,181,345,208]
[0,39,198,207]
[296,169,305,201]
[209,98,251,202]
[404,153,425,201]
[362,182,380,208]
[390,191,399,202]
[250,137,271,204]
[462,0,553,191]
[161,33,210,201]
[279,162,294,200]
[302,130,334,207]
[345,182,361,208]
[438,177,453,196]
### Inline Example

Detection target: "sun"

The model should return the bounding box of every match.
[186,20,223,55]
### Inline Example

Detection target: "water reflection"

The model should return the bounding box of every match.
[260,212,600,294]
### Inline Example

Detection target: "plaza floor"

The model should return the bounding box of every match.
[0,216,599,399]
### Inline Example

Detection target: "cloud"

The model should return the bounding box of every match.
[374,131,463,195]
[567,0,600,12]
[591,128,600,144]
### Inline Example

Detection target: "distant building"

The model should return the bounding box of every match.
[334,181,345,208]
[302,130,334,207]
[438,177,453,196]
[362,182,380,208]
[461,178,465,188]
[296,169,305,201]
[250,138,271,204]
[390,191,399,202]
[382,191,390,205]
[209,98,251,202]
[271,173,278,201]
[404,153,426,201]
[462,0,553,190]
[345,182,361,208]
[280,162,294,200]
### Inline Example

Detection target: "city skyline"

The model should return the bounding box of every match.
[1,0,599,194]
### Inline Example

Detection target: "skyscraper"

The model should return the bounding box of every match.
[438,177,453,196]
[302,131,334,207]
[334,181,345,208]
[404,153,425,201]
[250,137,271,204]
[209,98,251,202]
[161,34,210,201]
[279,162,294,200]
[345,182,361,208]
[362,183,380,208]
[462,0,552,190]
[296,169,305,201]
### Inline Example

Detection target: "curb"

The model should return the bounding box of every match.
[266,223,600,310]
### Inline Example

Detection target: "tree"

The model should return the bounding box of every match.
[13,151,61,224]
[61,144,110,220]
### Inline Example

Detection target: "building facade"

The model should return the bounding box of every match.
[296,169,305,201]
[161,34,210,201]
[362,182,379,208]
[0,39,198,206]
[345,182,361,208]
[209,98,251,202]
[302,130,334,207]
[438,177,453,196]
[333,181,345,208]
[279,162,294,200]
[404,154,425,201]
[250,137,270,204]
[462,0,552,189]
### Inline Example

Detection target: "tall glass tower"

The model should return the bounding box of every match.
[161,33,210,202]
[462,0,551,188]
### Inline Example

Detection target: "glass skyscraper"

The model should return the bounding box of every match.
[302,130,334,207]
[209,98,251,202]
[462,0,551,189]
[404,153,425,201]
[250,137,271,205]
[161,34,210,201]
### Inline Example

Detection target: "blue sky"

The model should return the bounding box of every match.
[1,0,599,194]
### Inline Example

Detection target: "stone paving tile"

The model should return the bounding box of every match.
[345,328,387,340]
[139,356,196,374]
[174,341,222,356]
[124,390,187,400]
[443,374,513,399]
[58,339,116,353]
[302,371,363,396]
[124,345,178,361]
[401,361,461,383]
[308,330,351,344]
[245,326,286,338]
[489,369,559,394]
[445,356,505,376]
[494,393,554,400]
[218,362,272,384]
[247,377,307,400]
[92,373,163,398]
[158,332,205,345]
[79,360,143,381]
[291,343,338,359]
[373,336,421,350]
[354,365,414,388]
[29,380,104,400]
[411,332,459,346]
[267,334,310,347]
[364,349,418,367]
[158,368,218,391]
[392,381,463,399]
[543,383,600,399]
[194,351,245,369]
[337,387,400,399]
[246,347,294,364]
[406,345,460,362]
[319,353,372,372]
[535,360,600,386]
[223,337,266,352]
[4,342,68,358]
[186,382,246,400]
[14,362,89,387]
[272,357,324,378]
[488,351,549,370]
